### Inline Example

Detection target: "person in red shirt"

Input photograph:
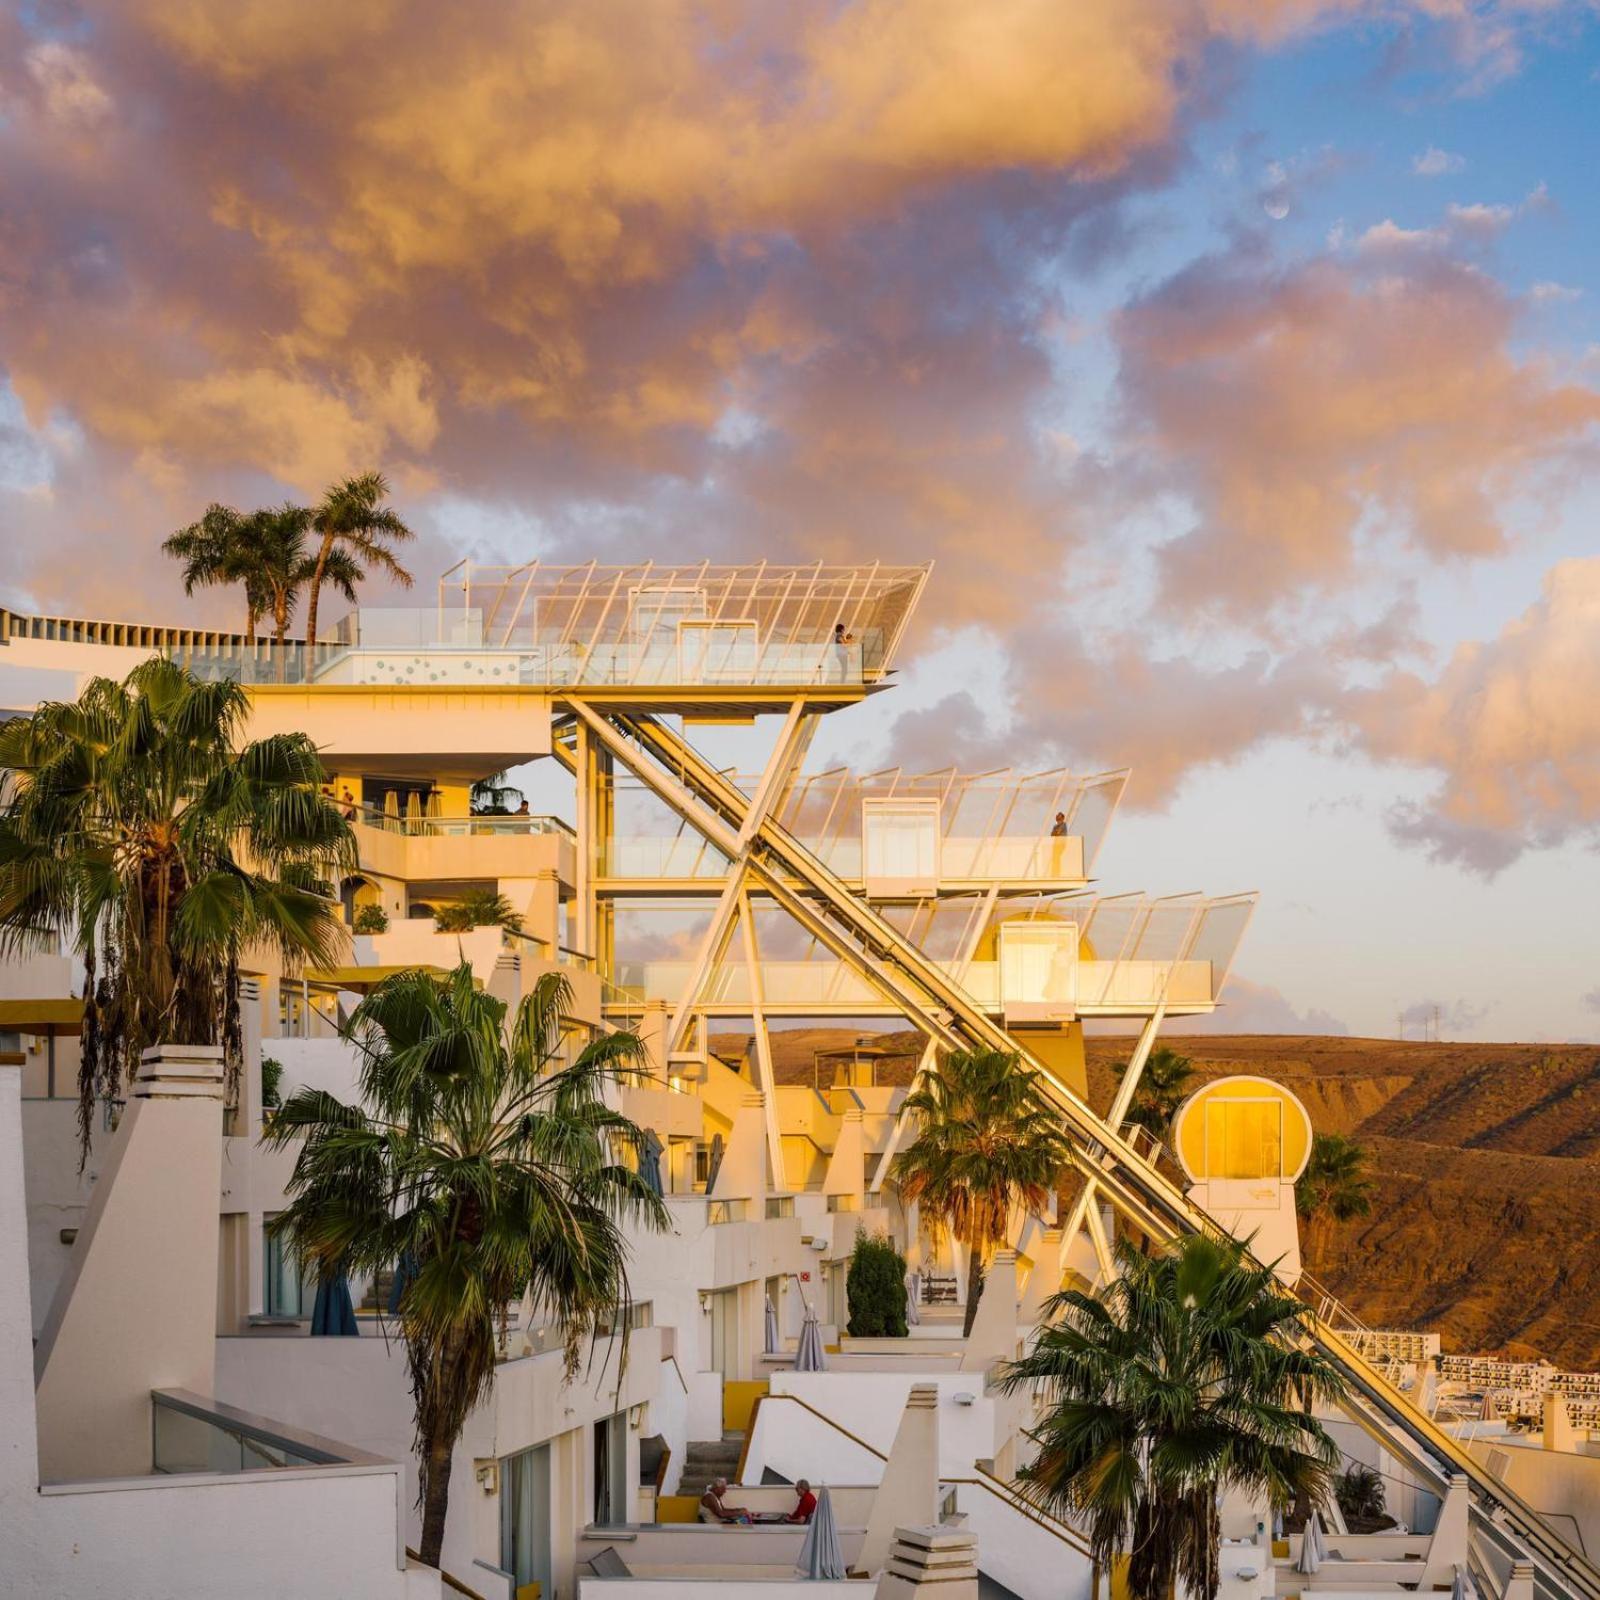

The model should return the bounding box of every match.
[786,1479,817,1524]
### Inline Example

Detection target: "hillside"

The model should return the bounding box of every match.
[720,1027,1600,1369]
[1085,1034,1600,1369]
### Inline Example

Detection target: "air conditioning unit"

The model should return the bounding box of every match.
[808,1236,828,1251]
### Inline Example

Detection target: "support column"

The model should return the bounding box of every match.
[858,1384,942,1577]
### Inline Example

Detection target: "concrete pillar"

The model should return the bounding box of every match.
[1544,1394,1577,1452]
[33,1045,225,1482]
[874,1525,979,1599]
[858,1384,941,1577]
[1019,1228,1065,1328]
[824,1109,866,1204]
[711,1091,768,1202]
[636,999,671,1084]
[1418,1474,1471,1590]
[961,1250,1020,1372]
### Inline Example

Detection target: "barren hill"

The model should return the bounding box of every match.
[722,1027,1600,1368]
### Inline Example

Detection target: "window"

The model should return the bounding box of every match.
[707,1288,739,1378]
[501,1443,552,1592]
[1204,1099,1283,1180]
[862,798,940,894]
[262,1222,312,1318]
[997,920,1078,1023]
[679,620,758,682]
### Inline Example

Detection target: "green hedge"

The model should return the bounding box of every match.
[846,1229,908,1338]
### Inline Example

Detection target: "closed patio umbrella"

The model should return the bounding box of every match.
[795,1485,845,1580]
[765,1294,780,1355]
[1452,1564,1481,1600]
[795,1305,827,1372]
[639,1129,665,1198]
[382,790,400,833]
[905,1270,921,1327]
[1296,1510,1324,1576]
[405,791,422,835]
[310,1274,359,1336]
[1481,1390,1498,1422]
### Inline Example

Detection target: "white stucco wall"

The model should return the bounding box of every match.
[769,1371,1014,1479]
[0,1067,417,1600]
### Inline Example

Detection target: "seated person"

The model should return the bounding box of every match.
[785,1479,818,1524]
[699,1478,752,1524]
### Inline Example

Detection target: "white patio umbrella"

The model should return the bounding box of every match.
[1481,1390,1499,1422]
[764,1294,780,1355]
[795,1305,827,1371]
[1296,1510,1325,1576]
[795,1485,846,1580]
[905,1270,921,1327]
[1452,1563,1481,1600]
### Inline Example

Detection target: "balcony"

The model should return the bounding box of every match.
[166,561,929,693]
[607,893,1254,1018]
[350,808,574,885]
[600,766,1127,891]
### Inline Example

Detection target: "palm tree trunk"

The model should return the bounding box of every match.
[305,535,333,651]
[273,593,289,684]
[417,1432,454,1569]
[962,1248,986,1337]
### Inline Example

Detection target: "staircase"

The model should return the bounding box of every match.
[680,1435,743,1494]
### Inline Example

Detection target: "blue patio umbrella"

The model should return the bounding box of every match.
[640,1129,665,1198]
[387,1251,417,1315]
[311,1273,359,1336]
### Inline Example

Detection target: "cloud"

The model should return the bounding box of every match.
[1413,145,1466,176]
[1163,975,1350,1035]
[1110,243,1600,615]
[1352,558,1600,872]
[1398,997,1491,1036]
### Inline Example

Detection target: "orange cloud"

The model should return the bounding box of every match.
[1115,245,1600,615]
[1353,557,1600,872]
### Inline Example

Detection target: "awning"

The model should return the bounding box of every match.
[0,998,84,1034]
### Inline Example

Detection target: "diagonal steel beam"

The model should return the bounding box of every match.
[592,712,1600,1600]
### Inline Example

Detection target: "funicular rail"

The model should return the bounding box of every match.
[588,706,1600,1600]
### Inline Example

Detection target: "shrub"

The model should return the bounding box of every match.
[353,903,390,934]
[1335,1462,1386,1527]
[260,1056,284,1111]
[846,1229,908,1338]
[435,889,522,933]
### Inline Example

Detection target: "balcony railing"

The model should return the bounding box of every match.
[352,804,573,839]
[765,1195,795,1219]
[707,1199,748,1225]
[151,1389,388,1475]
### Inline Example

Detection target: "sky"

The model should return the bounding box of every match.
[2,1,1599,1042]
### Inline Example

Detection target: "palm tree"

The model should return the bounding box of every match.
[891,1048,1073,1336]
[434,888,523,933]
[163,504,270,643]
[264,965,669,1568]
[1336,1462,1386,1529]
[1125,1045,1196,1143]
[1296,1133,1376,1256]
[305,472,414,650]
[0,658,354,1154]
[1001,1234,1347,1600]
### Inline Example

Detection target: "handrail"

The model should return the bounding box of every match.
[943,1464,1096,1559]
[404,1548,488,1600]
[733,1391,888,1485]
